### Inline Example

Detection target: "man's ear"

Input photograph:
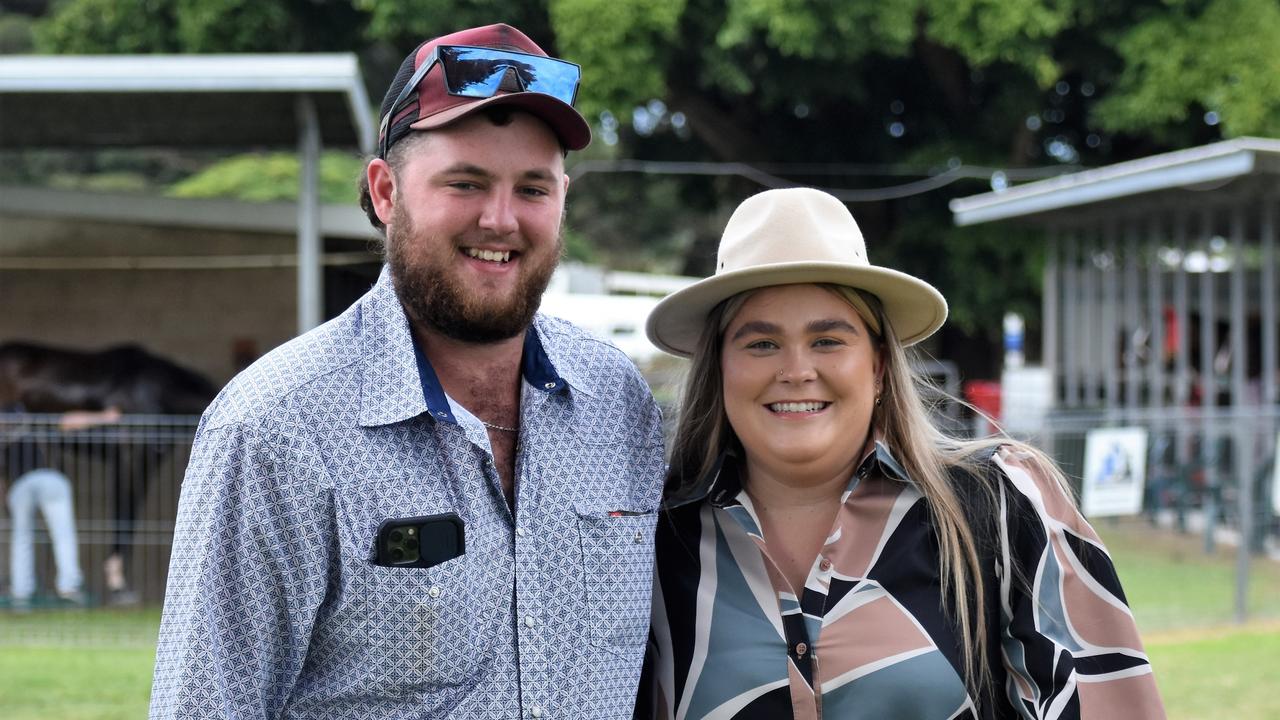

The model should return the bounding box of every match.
[367,158,396,226]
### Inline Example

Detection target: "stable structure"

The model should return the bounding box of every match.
[0,185,379,384]
[952,137,1278,415]
[0,53,375,334]
[951,138,1280,621]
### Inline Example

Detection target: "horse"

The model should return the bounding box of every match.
[0,341,218,602]
[0,341,216,416]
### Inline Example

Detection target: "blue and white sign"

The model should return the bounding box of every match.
[1082,427,1148,517]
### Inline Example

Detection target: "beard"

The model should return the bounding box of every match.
[386,201,562,344]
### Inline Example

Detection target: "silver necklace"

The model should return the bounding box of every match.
[479,419,519,433]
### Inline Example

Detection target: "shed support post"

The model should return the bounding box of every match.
[296,94,323,334]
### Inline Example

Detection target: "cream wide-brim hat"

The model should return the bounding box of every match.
[645,187,948,357]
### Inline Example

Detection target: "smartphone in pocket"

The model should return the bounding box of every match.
[372,512,465,569]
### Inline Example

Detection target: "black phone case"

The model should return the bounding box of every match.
[372,512,466,568]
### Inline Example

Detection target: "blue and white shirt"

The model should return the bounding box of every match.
[151,267,666,719]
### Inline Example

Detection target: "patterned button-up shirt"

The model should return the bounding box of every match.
[646,441,1164,719]
[151,268,666,719]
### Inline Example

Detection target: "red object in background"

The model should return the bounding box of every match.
[1163,306,1180,362]
[963,380,1002,421]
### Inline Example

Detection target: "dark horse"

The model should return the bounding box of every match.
[0,341,216,416]
[0,341,218,601]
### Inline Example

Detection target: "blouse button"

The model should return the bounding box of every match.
[819,557,832,571]
[795,642,808,657]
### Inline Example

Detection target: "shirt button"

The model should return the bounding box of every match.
[525,615,536,628]
[428,586,440,598]
[530,707,543,718]
[516,527,527,537]
[633,531,643,543]
[819,557,832,571]
[795,642,808,657]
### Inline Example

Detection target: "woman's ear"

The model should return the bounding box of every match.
[366,158,396,226]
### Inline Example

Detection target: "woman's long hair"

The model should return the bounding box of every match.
[664,282,1071,702]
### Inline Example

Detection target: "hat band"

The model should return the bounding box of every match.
[378,44,582,158]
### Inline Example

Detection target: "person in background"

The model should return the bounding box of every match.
[4,405,121,611]
[152,22,664,719]
[641,188,1164,719]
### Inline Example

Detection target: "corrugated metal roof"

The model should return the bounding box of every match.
[0,184,374,240]
[950,137,1280,226]
[0,54,373,153]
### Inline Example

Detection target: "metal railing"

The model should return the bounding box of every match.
[1,413,198,609]
[2,404,1275,624]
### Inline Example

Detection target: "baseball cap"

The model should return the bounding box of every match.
[377,23,591,156]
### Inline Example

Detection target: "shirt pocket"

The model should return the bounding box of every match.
[575,502,658,654]
[356,552,503,692]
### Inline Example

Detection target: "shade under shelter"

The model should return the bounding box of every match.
[0,53,376,333]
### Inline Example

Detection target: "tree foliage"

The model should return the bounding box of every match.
[24,0,1280,372]
[34,0,365,54]
[1093,0,1280,139]
[166,152,366,205]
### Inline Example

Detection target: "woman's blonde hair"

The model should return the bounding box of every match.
[665,282,1069,703]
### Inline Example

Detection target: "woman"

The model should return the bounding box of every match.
[642,189,1164,719]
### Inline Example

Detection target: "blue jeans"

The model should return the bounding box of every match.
[7,468,83,599]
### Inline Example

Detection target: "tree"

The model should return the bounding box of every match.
[25,0,1280,375]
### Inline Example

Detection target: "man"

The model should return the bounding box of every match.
[151,23,665,718]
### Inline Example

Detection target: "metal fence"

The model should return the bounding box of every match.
[1019,406,1278,544]
[1003,404,1280,624]
[1,403,1275,626]
[1,413,198,610]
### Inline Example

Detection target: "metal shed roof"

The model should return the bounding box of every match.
[0,53,378,333]
[0,184,374,241]
[950,137,1280,226]
[0,53,374,152]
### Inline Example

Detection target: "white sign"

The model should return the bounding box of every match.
[1082,427,1148,517]
[1273,432,1280,516]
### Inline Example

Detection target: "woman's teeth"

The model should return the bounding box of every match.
[769,401,829,413]
[465,248,511,263]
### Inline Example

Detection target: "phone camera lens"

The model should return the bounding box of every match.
[390,530,403,542]
[405,537,419,551]
[392,548,404,561]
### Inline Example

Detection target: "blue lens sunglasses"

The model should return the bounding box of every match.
[379,45,582,158]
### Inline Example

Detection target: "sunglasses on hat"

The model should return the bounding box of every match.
[378,45,582,158]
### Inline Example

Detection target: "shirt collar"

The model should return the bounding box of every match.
[664,431,913,510]
[359,266,570,428]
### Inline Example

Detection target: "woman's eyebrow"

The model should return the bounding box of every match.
[807,318,860,335]
[729,320,782,341]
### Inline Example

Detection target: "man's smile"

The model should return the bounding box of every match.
[463,247,516,264]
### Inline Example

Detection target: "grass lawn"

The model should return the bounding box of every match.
[0,644,155,719]
[1,522,1278,716]
[1097,519,1280,631]
[1147,623,1280,720]
[0,608,159,719]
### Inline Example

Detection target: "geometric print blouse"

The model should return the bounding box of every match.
[643,440,1165,719]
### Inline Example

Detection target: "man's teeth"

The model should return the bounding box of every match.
[769,402,828,413]
[465,248,511,263]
